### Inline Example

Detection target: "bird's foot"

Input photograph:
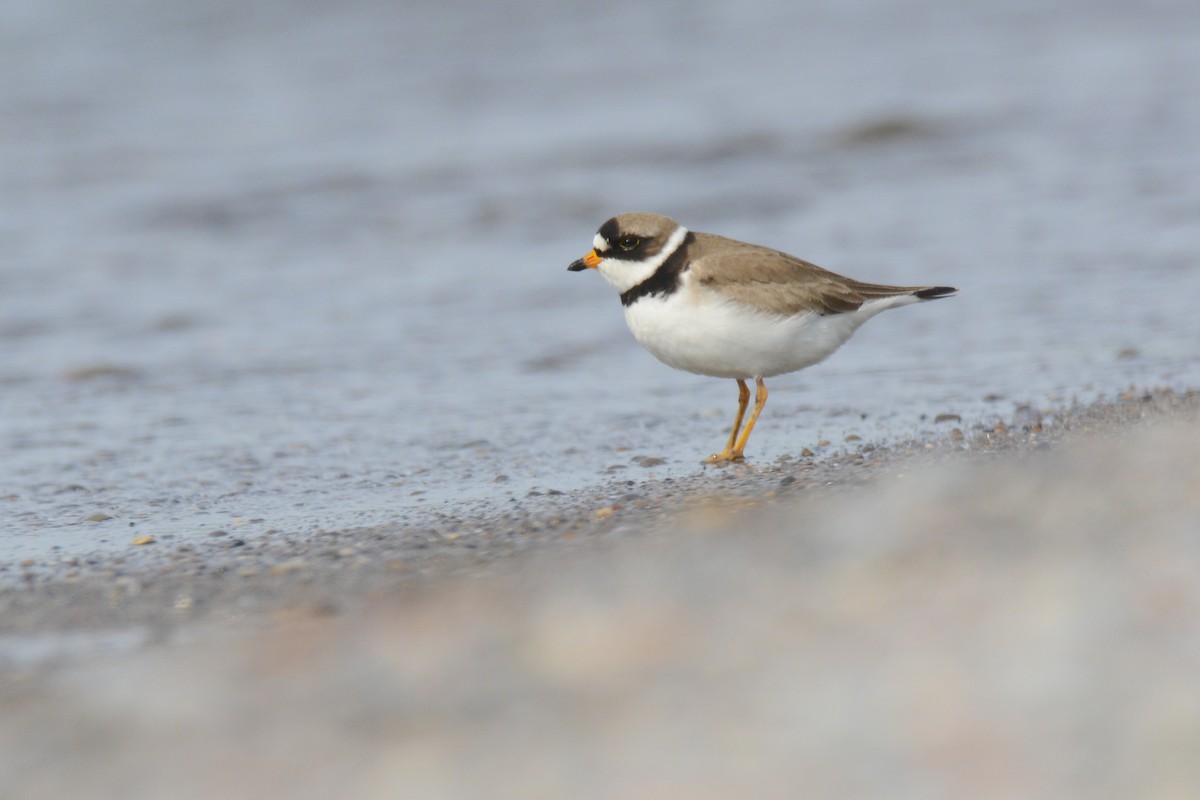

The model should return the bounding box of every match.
[703,450,744,465]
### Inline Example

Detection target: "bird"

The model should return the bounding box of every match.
[568,212,956,463]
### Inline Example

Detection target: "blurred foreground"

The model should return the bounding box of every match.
[4,391,1198,799]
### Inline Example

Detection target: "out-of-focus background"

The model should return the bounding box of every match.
[3,0,1199,560]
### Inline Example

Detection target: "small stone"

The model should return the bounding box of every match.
[595,507,615,519]
[800,448,815,457]
[779,475,796,486]
[632,456,666,467]
[85,512,113,523]
[845,434,862,442]
[131,535,156,545]
[934,413,962,424]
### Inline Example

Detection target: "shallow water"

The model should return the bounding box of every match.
[3,0,1199,564]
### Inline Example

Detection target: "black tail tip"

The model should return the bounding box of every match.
[915,286,957,300]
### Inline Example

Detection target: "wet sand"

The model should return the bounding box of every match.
[1,387,1187,642]
[3,387,1199,797]
[7,0,1200,558]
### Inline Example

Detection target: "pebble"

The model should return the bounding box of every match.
[632,456,666,467]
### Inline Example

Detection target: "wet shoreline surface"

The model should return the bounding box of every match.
[1,387,1195,655]
[5,0,1200,565]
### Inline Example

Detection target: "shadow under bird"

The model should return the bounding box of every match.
[568,212,957,463]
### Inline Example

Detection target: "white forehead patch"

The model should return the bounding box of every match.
[593,233,609,252]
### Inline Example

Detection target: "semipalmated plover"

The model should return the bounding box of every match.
[569,212,956,463]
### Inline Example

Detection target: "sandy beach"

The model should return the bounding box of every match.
[4,387,1199,798]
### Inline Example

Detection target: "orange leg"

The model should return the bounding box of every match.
[729,378,768,460]
[705,379,751,464]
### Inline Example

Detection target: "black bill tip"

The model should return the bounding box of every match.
[567,259,588,272]
[914,286,957,299]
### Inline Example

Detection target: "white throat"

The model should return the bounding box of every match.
[596,225,689,295]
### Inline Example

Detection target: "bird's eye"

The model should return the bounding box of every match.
[617,236,641,251]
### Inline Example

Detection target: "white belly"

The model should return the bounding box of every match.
[623,283,908,379]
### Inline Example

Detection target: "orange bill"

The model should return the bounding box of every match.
[567,250,603,271]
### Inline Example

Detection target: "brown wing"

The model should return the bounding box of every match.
[688,233,938,317]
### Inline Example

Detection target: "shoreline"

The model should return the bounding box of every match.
[2,385,1195,654]
[4,384,1198,797]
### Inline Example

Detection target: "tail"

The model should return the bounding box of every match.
[853,283,958,319]
[913,286,957,300]
[845,279,958,304]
